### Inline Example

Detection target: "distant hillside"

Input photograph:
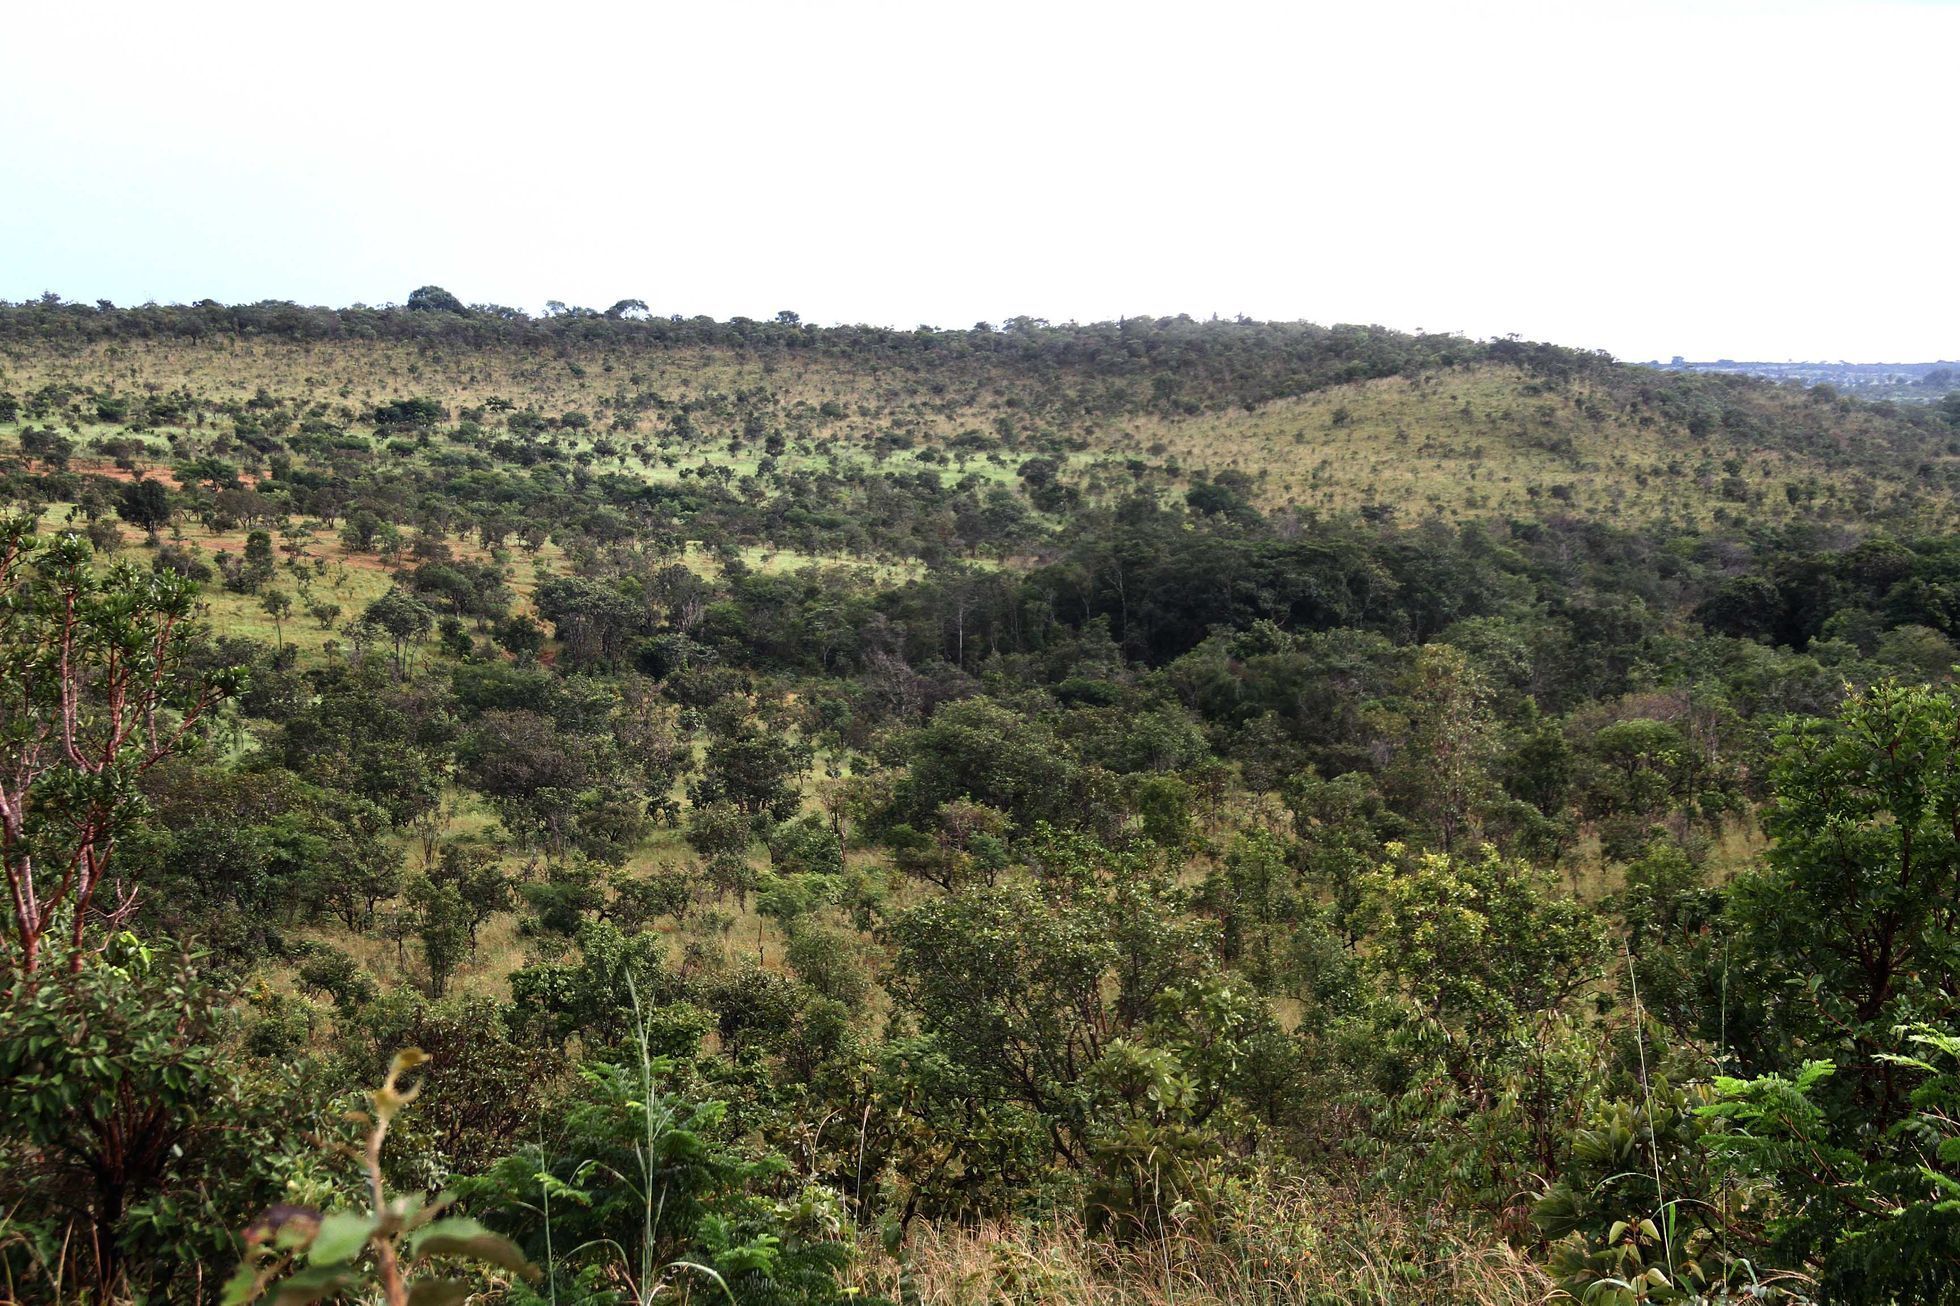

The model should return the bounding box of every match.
[1659,356,1960,402]
[3,296,1957,536]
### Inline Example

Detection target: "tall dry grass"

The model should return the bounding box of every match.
[852,1182,1553,1306]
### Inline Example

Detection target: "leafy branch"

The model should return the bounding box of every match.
[224,1049,538,1305]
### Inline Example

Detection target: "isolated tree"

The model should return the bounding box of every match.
[411,875,472,998]
[178,455,238,492]
[687,798,755,905]
[458,710,588,845]
[1731,680,1960,1125]
[406,284,465,313]
[363,588,435,681]
[116,477,172,541]
[340,508,385,554]
[534,575,640,669]
[493,613,544,663]
[1387,643,1498,853]
[896,698,1081,831]
[373,396,445,429]
[316,820,404,931]
[1285,770,1405,944]
[260,589,292,652]
[1203,830,1300,990]
[0,521,235,973]
[784,922,869,1009]
[434,842,512,954]
[688,712,812,820]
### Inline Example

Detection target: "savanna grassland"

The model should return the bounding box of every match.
[9,317,1955,528]
[6,296,1960,1306]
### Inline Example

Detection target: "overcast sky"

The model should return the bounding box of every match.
[4,0,1954,362]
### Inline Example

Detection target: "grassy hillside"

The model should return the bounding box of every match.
[11,302,1960,1305]
[3,307,1954,535]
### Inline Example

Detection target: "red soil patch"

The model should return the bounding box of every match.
[66,458,261,489]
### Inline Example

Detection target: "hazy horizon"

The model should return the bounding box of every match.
[6,0,1955,363]
[13,289,1960,369]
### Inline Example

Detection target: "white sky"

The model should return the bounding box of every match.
[3,0,1955,362]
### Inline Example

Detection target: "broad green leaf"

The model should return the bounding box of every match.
[307,1210,373,1266]
[409,1216,538,1278]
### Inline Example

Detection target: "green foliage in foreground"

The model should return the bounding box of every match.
[224,1050,536,1306]
[0,937,328,1301]
[12,315,1960,1304]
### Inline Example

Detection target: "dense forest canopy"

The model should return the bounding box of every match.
[4,294,1960,1304]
